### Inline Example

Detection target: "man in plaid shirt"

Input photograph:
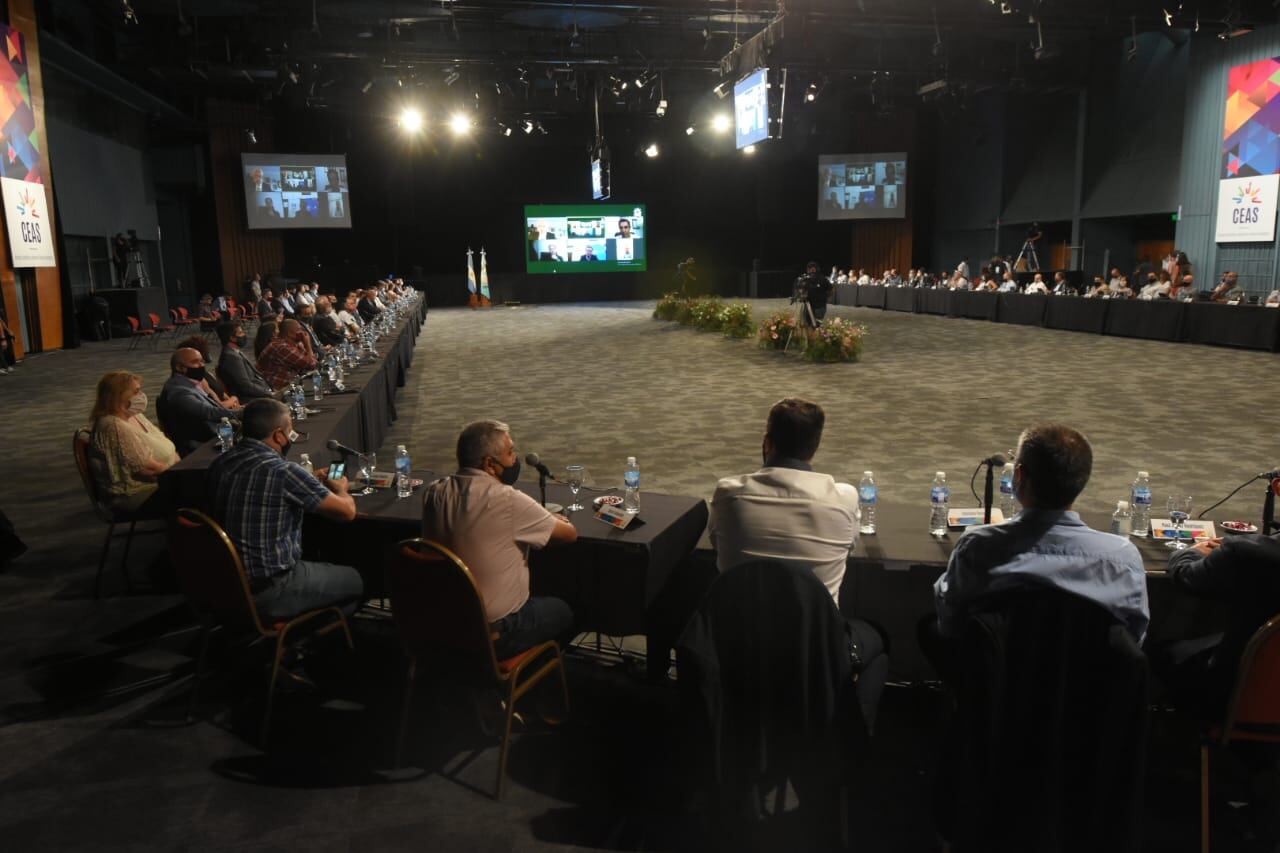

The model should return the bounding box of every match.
[208,399,362,621]
[257,318,318,390]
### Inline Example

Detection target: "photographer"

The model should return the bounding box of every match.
[793,260,830,327]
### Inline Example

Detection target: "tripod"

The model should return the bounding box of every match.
[124,250,151,287]
[1014,239,1040,272]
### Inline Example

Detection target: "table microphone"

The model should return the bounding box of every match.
[326,438,362,458]
[525,453,554,479]
[981,453,1007,525]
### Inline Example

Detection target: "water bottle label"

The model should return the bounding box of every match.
[624,472,640,488]
[1133,488,1152,507]
[931,486,950,504]
[858,486,877,504]
[999,477,1014,495]
[396,459,411,474]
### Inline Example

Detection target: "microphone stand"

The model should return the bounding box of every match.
[1264,480,1277,536]
[983,462,996,525]
[538,468,548,508]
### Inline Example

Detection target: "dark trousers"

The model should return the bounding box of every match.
[0,337,14,369]
[846,617,888,734]
[811,298,828,321]
[491,595,575,661]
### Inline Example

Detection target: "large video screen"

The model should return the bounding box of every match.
[242,153,352,229]
[525,204,647,274]
[817,152,906,220]
[734,68,769,150]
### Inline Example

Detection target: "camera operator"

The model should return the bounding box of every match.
[792,260,830,327]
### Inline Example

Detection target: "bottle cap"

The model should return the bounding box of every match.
[1116,500,1129,510]
[863,470,873,478]
[1137,471,1149,478]
[936,471,945,479]
[627,456,637,465]
[397,444,406,452]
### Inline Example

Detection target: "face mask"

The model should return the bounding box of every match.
[279,428,299,457]
[300,316,313,326]
[128,392,147,414]
[184,365,207,382]
[496,456,521,486]
[235,333,247,346]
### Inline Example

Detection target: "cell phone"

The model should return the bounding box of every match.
[328,461,345,480]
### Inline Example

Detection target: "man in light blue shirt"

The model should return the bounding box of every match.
[932,423,1149,644]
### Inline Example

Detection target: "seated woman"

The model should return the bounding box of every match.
[253,319,278,361]
[88,371,180,514]
[175,334,240,408]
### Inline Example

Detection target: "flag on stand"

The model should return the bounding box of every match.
[479,248,491,306]
[466,247,478,308]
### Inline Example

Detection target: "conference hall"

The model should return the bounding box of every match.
[2,1,1280,850]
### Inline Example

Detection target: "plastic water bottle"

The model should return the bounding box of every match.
[858,471,877,534]
[298,453,314,475]
[1130,471,1152,537]
[395,444,412,498]
[217,417,234,452]
[312,371,324,401]
[1110,500,1133,536]
[623,457,641,515]
[293,384,307,421]
[998,462,1018,518]
[929,471,950,536]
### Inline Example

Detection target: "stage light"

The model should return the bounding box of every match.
[656,99,668,117]
[805,82,819,102]
[361,80,374,94]
[398,107,424,133]
[713,81,730,99]
[449,112,473,135]
[1162,7,1173,26]
[743,144,756,155]
[685,125,695,136]
[711,113,731,134]
[523,119,535,134]
[445,71,461,87]
[244,128,257,145]
[644,143,659,158]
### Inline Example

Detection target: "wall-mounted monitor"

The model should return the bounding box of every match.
[525,204,647,274]
[242,153,352,229]
[734,68,770,150]
[817,152,907,220]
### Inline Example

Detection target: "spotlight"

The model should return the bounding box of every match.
[536,122,548,135]
[1000,2,1012,13]
[499,123,513,137]
[644,143,659,158]
[361,80,374,94]
[743,144,756,155]
[244,128,257,145]
[685,125,695,136]
[1162,7,1173,26]
[444,71,461,86]
[656,99,668,117]
[711,113,731,134]
[398,107,424,133]
[805,82,819,103]
[713,81,730,99]
[449,112,473,135]
[523,119,535,134]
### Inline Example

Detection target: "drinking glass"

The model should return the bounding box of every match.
[356,453,377,496]
[565,464,585,512]
[1166,494,1193,550]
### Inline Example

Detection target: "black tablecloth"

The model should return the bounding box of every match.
[1184,302,1280,351]
[1104,298,1186,341]
[1043,296,1108,334]
[831,282,856,306]
[954,291,999,321]
[997,293,1047,326]
[856,285,886,309]
[918,288,951,315]
[164,299,428,504]
[885,287,916,313]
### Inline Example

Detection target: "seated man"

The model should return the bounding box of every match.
[312,297,347,347]
[208,399,362,621]
[1111,276,1135,299]
[1211,271,1246,303]
[256,288,276,321]
[1152,527,1280,719]
[257,318,318,390]
[931,422,1148,646]
[421,420,578,659]
[336,294,364,333]
[296,303,324,351]
[156,347,242,457]
[357,288,383,324]
[1051,271,1074,295]
[997,272,1020,293]
[1024,273,1049,294]
[216,322,274,401]
[1266,288,1280,306]
[710,397,888,730]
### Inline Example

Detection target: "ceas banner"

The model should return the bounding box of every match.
[1214,173,1280,243]
[0,177,55,267]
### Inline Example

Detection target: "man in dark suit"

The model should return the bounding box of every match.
[312,297,346,347]
[256,288,276,321]
[1158,527,1280,718]
[357,289,383,324]
[157,348,242,457]
[215,322,274,401]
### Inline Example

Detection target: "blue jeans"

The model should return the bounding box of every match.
[254,559,364,623]
[491,596,575,661]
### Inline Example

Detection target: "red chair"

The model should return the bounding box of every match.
[1201,612,1280,852]
[147,312,175,346]
[169,308,196,329]
[168,508,355,747]
[125,316,155,350]
[386,538,570,798]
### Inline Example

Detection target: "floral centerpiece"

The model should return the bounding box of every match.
[690,298,725,331]
[802,317,867,362]
[757,310,802,351]
[653,292,685,321]
[719,302,755,338]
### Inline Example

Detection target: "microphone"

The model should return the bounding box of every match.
[1258,466,1280,480]
[525,453,554,479]
[326,438,362,458]
[982,453,1008,468]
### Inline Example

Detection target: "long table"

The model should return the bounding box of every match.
[840,287,1280,351]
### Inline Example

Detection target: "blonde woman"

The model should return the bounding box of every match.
[88,371,179,513]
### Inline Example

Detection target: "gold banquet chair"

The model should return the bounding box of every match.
[387,538,570,799]
[168,508,354,747]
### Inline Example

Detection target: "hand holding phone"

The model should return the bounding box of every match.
[328,461,346,481]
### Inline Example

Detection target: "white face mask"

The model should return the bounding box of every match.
[288,429,299,443]
[128,392,147,415]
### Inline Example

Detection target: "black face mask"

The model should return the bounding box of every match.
[184,365,207,382]
[235,333,247,347]
[496,457,521,486]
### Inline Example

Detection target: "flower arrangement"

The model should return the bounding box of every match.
[802,317,867,362]
[653,292,684,321]
[757,310,802,351]
[674,297,698,326]
[690,298,725,331]
[719,302,756,338]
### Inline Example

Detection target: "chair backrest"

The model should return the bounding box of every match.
[127,315,142,332]
[72,428,113,523]
[950,588,1149,853]
[178,306,190,320]
[386,538,502,679]
[1224,612,1280,736]
[147,312,163,328]
[168,508,268,636]
[169,308,181,324]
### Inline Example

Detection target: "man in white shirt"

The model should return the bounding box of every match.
[1265,289,1280,306]
[1108,268,1125,290]
[998,271,1020,293]
[336,293,363,333]
[1024,273,1048,294]
[709,398,888,729]
[296,283,316,307]
[956,257,970,280]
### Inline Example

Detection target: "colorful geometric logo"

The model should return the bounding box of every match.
[1233,181,1263,204]
[15,184,37,217]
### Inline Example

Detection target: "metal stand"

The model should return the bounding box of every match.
[124,251,151,287]
[1264,480,1278,536]
[1014,239,1040,272]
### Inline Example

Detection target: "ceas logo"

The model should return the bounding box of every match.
[15,186,39,218]
[1233,181,1263,205]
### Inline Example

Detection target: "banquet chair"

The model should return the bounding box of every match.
[168,508,354,748]
[72,428,165,598]
[1200,612,1280,853]
[147,312,176,348]
[386,538,570,799]
[124,315,154,351]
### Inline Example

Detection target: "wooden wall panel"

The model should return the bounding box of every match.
[206,99,283,300]
[850,220,914,275]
